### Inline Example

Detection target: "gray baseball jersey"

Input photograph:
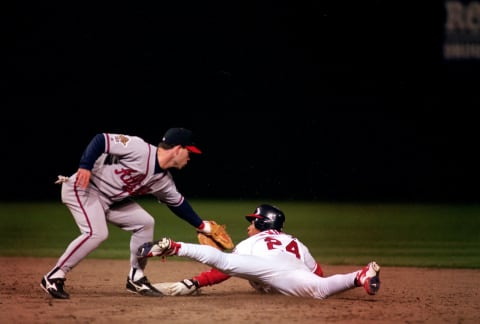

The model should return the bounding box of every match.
[88,134,184,206]
[53,133,202,275]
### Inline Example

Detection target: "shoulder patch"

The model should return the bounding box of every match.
[113,134,130,146]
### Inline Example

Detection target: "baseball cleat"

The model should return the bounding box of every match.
[137,238,180,258]
[40,276,70,299]
[355,261,381,295]
[126,276,164,297]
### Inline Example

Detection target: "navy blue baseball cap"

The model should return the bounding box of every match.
[162,128,202,154]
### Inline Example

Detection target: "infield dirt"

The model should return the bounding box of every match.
[1,257,479,323]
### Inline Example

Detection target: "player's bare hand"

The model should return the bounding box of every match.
[76,168,92,189]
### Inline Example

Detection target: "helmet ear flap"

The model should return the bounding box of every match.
[253,218,267,231]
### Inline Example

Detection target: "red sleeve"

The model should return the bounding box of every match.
[313,262,324,277]
[193,267,231,287]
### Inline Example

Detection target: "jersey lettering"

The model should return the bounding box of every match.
[285,240,300,259]
[114,168,150,194]
[264,237,301,259]
[264,237,282,250]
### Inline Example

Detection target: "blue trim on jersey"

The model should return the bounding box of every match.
[79,133,106,170]
[168,199,203,228]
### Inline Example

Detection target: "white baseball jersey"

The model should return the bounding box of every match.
[234,229,318,272]
[178,230,359,299]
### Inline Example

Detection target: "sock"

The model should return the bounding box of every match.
[130,268,145,281]
[48,267,66,279]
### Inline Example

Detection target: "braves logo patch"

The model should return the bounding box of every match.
[114,135,130,146]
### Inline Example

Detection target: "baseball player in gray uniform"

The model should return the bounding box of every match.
[40,127,216,299]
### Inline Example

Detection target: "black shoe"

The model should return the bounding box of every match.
[40,276,70,299]
[126,276,163,297]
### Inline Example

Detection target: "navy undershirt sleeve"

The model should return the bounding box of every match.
[79,133,106,170]
[168,199,203,228]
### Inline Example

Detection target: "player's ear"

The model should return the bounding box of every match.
[173,145,183,155]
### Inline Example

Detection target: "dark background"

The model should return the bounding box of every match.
[4,2,479,202]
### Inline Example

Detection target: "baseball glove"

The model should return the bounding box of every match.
[197,221,234,250]
[152,280,201,296]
